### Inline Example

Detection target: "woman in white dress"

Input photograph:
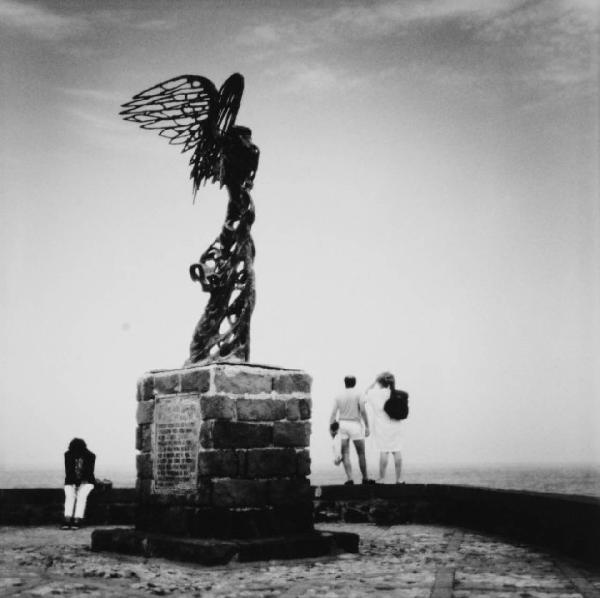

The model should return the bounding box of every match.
[364,372,404,483]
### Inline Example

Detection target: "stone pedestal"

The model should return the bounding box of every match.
[92,363,358,563]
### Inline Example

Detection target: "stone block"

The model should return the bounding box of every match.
[92,528,358,564]
[192,508,278,539]
[199,421,214,448]
[236,398,286,421]
[194,484,213,507]
[197,450,238,477]
[134,503,162,532]
[154,371,180,395]
[268,504,314,534]
[136,453,153,479]
[92,528,151,556]
[296,449,311,477]
[136,400,154,425]
[107,503,136,525]
[137,374,154,401]
[180,367,210,393]
[285,398,312,421]
[214,367,272,394]
[200,395,236,420]
[268,478,312,506]
[137,502,198,534]
[207,421,273,449]
[190,507,233,538]
[136,424,152,452]
[273,421,311,447]
[244,448,297,478]
[92,527,239,564]
[273,372,311,394]
[231,508,271,538]
[136,478,153,498]
[236,449,246,474]
[212,479,268,508]
[149,532,238,563]
[147,486,211,507]
[154,395,200,425]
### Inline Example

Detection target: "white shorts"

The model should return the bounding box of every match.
[338,420,364,441]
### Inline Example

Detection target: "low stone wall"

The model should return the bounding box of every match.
[0,486,136,526]
[2,484,598,566]
[314,484,600,566]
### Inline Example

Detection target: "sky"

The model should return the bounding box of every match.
[1,0,598,480]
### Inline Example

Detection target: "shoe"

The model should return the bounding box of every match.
[60,518,72,530]
[343,480,354,486]
[362,479,376,485]
[70,518,83,529]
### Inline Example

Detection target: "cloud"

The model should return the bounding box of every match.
[61,84,131,139]
[285,65,338,92]
[240,0,526,49]
[58,85,130,144]
[326,0,525,37]
[246,23,281,44]
[0,1,178,43]
[64,107,123,133]
[59,89,171,155]
[93,9,178,32]
[258,60,368,96]
[61,104,161,155]
[133,18,177,31]
[0,0,89,40]
[241,0,597,100]
[61,88,125,104]
[478,0,598,90]
[279,63,361,94]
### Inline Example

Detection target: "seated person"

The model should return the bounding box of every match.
[62,438,96,529]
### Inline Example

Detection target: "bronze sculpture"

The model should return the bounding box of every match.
[121,74,259,365]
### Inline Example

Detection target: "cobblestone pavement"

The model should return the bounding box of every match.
[0,524,598,597]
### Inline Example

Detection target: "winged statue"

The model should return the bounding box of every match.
[121,73,259,365]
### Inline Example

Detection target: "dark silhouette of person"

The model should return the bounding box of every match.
[62,438,95,529]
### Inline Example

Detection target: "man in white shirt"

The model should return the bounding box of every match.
[329,375,374,485]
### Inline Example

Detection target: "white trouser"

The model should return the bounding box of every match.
[64,484,94,519]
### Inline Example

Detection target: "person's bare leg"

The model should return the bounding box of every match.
[393,451,403,483]
[379,451,389,482]
[341,438,352,481]
[353,439,368,480]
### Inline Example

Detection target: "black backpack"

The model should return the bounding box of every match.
[384,389,409,420]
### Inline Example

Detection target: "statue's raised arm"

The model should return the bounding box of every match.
[121,73,259,365]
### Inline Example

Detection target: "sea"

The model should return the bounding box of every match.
[1,463,599,498]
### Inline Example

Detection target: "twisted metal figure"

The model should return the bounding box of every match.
[121,74,259,365]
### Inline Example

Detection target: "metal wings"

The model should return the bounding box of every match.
[120,73,244,193]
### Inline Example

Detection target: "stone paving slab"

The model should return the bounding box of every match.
[0,524,598,597]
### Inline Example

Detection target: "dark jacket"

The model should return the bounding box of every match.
[64,449,96,485]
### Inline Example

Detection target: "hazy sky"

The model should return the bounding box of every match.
[1,0,598,477]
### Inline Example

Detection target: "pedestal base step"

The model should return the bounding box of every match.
[91,528,359,565]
